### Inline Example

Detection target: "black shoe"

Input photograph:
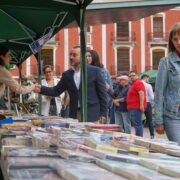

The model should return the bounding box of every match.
[150,136,154,139]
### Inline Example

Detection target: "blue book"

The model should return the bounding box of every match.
[0,117,13,127]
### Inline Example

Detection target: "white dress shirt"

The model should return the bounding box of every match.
[73,70,81,90]
[142,80,154,104]
[73,69,81,108]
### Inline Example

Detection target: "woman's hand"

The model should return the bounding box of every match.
[105,83,110,90]
[34,84,41,93]
[113,99,120,106]
[99,116,106,123]
[155,124,165,134]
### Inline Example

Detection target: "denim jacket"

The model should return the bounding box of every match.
[101,68,113,89]
[154,51,180,125]
[101,68,114,107]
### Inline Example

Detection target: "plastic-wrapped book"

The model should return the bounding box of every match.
[110,141,149,153]
[85,124,121,132]
[140,159,180,177]
[158,166,180,178]
[56,148,96,162]
[97,159,150,179]
[139,152,180,161]
[7,147,58,157]
[84,138,120,154]
[49,159,127,180]
[9,168,62,180]
[97,159,178,180]
[40,121,69,128]
[88,149,139,163]
[166,149,180,157]
[134,139,152,148]
[138,170,177,180]
[134,139,180,153]
[7,156,57,169]
[2,137,32,146]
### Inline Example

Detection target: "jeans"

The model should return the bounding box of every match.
[115,111,131,134]
[164,110,180,145]
[110,104,116,124]
[144,102,154,137]
[0,99,7,110]
[128,109,143,137]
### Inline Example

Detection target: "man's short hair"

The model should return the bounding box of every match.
[129,71,137,75]
[73,46,80,49]
[141,74,149,80]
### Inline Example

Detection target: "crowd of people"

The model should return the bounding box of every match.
[0,23,180,145]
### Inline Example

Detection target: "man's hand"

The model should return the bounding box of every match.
[99,116,106,123]
[139,91,144,112]
[113,99,120,106]
[140,105,144,112]
[34,84,41,93]
[105,83,110,90]
[155,124,165,134]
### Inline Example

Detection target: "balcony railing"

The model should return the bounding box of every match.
[147,32,169,43]
[109,65,137,75]
[111,32,136,42]
[145,66,159,71]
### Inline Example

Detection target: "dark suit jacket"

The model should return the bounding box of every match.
[40,65,108,122]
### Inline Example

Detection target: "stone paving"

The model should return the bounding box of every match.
[131,127,168,140]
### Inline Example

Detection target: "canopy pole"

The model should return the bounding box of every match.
[79,4,87,122]
[35,52,42,116]
[18,65,23,104]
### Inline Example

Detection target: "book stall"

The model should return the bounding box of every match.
[0,112,180,180]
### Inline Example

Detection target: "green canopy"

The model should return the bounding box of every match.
[0,0,92,66]
[0,0,91,121]
[139,70,158,84]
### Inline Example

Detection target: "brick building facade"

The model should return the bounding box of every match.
[10,7,180,78]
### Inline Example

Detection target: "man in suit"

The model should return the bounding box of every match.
[35,46,107,122]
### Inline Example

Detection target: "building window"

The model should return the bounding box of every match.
[116,22,129,41]
[87,26,91,33]
[117,47,130,72]
[153,15,163,38]
[86,26,92,45]
[41,48,53,67]
[86,47,91,50]
[152,49,165,69]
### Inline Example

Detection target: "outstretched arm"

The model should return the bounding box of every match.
[39,73,67,97]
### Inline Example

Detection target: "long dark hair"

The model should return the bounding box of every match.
[86,50,103,68]
[168,23,180,53]
[0,46,10,66]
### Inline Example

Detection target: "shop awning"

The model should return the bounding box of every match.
[139,69,158,84]
[67,0,180,27]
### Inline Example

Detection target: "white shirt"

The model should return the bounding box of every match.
[73,69,81,108]
[73,70,81,90]
[142,80,154,104]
